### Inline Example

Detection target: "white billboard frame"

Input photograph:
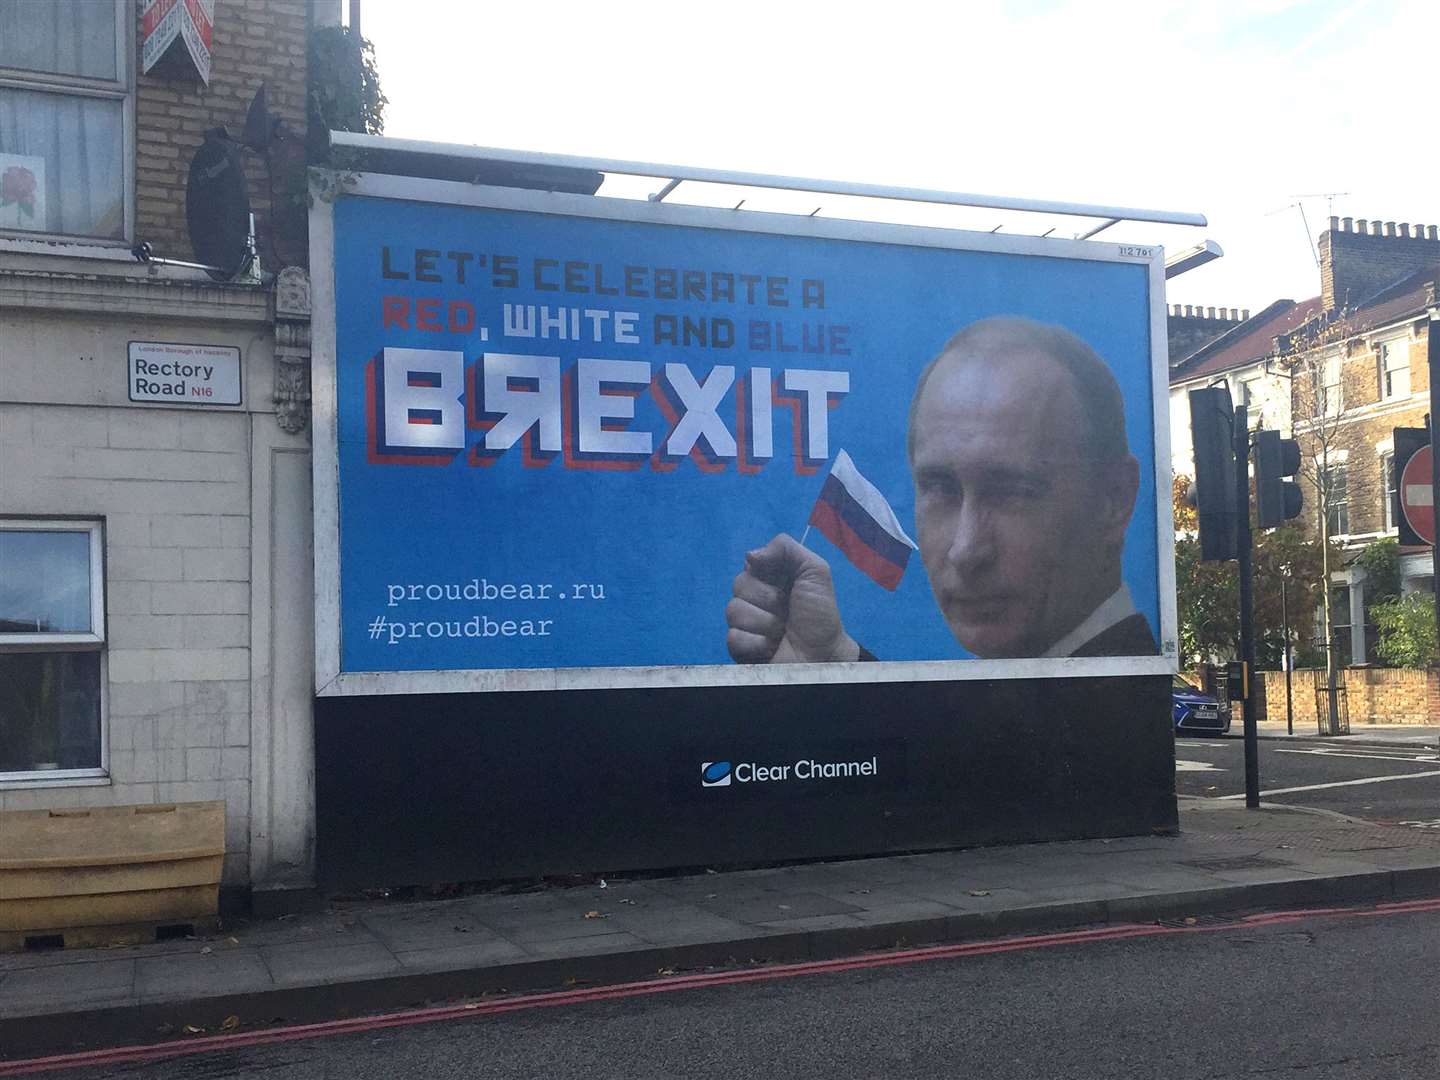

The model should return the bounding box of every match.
[310,170,1179,697]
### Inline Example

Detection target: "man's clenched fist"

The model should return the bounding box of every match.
[725,534,859,664]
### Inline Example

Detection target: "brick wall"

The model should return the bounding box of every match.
[1258,667,1437,727]
[134,0,309,266]
[1319,217,1440,312]
[0,399,255,882]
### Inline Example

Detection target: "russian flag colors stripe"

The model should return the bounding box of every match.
[808,450,917,591]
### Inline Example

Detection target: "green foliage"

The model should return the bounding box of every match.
[307,26,386,160]
[1371,592,1438,669]
[1174,536,1238,668]
[1355,537,1401,606]
[1252,524,1327,668]
[1174,523,1329,670]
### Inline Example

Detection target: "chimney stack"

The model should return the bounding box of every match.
[1318,214,1440,311]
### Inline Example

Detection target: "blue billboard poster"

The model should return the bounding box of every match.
[311,176,1177,696]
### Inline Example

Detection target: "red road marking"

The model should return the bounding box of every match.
[4,897,1439,1076]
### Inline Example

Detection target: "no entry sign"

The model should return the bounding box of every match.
[1401,443,1435,546]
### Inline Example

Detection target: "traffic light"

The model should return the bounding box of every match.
[1188,385,1238,560]
[1254,429,1303,527]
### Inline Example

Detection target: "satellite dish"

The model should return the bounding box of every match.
[242,84,278,152]
[185,128,251,280]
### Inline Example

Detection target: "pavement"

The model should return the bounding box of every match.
[3,724,1440,1061]
[1251,719,1439,746]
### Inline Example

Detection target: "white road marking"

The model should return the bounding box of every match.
[1175,760,1224,772]
[1215,769,1440,799]
[1274,748,1440,764]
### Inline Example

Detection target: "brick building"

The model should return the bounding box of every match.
[1286,217,1439,663]
[1,0,326,901]
[1168,216,1440,666]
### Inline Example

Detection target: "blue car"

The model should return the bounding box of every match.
[1172,674,1229,735]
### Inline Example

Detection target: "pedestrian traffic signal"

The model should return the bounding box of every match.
[1188,386,1238,560]
[1254,429,1303,528]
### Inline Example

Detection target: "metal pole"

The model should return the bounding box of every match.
[1429,320,1440,650]
[1235,405,1260,808]
[1282,576,1294,735]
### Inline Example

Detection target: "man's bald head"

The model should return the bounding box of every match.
[907,317,1130,465]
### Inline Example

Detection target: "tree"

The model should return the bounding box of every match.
[1355,536,1401,606]
[1371,592,1438,668]
[1251,524,1326,669]
[307,25,387,161]
[1173,476,1236,667]
[1173,477,1328,670]
[1283,320,1355,718]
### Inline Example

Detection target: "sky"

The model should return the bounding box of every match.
[359,0,1438,314]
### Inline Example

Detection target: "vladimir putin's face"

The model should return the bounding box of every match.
[909,346,1138,658]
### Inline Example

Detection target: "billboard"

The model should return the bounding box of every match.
[311,174,1177,696]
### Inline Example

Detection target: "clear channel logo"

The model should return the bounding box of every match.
[700,756,878,788]
[701,761,732,787]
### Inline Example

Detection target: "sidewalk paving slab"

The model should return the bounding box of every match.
[4,799,1440,1060]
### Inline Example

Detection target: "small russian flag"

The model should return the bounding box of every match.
[808,450,918,591]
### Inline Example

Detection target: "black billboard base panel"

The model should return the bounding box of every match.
[315,675,1176,892]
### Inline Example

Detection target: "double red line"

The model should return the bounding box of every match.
[5,896,1439,1076]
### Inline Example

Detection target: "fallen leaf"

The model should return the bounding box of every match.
[598,879,608,889]
[220,1015,240,1032]
[182,1025,206,1036]
[199,946,213,956]
[777,904,791,911]
[967,890,991,897]
[657,967,677,976]
[227,937,239,946]
[1184,917,1198,925]
[619,898,637,905]
[583,910,607,920]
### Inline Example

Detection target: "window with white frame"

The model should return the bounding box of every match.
[0,0,131,242]
[0,520,105,778]
[1320,355,1342,416]
[1235,376,1256,412]
[1379,339,1410,400]
[1382,451,1397,532]
[1322,463,1348,537]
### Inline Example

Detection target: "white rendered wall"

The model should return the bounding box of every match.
[0,268,315,889]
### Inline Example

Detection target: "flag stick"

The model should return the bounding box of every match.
[799,524,812,547]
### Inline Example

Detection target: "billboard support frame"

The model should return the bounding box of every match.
[327,132,1209,229]
[310,169,1181,698]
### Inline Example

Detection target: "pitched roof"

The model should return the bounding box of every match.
[1342,261,1439,334]
[1167,262,1437,387]
[1169,298,1320,384]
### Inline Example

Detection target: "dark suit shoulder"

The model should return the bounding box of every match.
[1070,613,1158,657]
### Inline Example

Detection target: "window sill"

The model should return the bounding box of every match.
[0,771,110,791]
[0,236,134,260]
